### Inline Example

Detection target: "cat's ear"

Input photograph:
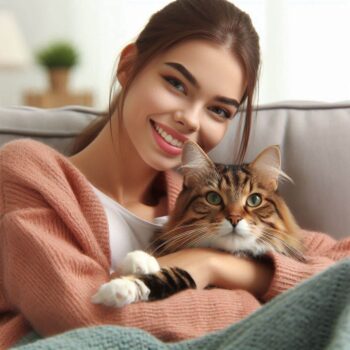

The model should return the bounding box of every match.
[250,145,291,191]
[180,141,215,186]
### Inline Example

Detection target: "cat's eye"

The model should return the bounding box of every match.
[206,191,222,205]
[246,193,262,207]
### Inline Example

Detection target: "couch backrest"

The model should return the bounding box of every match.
[1,102,349,239]
[0,106,98,155]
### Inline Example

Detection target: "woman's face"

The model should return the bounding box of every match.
[119,40,246,171]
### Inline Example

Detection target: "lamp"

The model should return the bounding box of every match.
[0,10,31,68]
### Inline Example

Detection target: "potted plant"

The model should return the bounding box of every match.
[36,41,78,93]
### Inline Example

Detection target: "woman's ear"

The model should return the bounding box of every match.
[117,43,137,87]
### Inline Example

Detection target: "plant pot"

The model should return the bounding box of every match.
[48,68,70,93]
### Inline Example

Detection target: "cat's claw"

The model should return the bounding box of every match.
[91,277,150,308]
[121,250,160,275]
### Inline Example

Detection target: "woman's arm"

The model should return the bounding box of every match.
[210,253,274,297]
[157,249,274,297]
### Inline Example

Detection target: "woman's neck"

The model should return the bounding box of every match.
[69,120,161,207]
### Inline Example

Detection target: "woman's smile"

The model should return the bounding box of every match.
[150,120,186,156]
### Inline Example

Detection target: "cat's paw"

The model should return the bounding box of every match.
[91,277,150,308]
[121,250,160,275]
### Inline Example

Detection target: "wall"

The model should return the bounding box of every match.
[0,0,349,109]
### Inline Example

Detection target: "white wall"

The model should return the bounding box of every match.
[0,0,349,109]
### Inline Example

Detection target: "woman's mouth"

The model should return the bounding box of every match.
[150,120,185,156]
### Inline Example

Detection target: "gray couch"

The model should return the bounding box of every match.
[1,102,349,239]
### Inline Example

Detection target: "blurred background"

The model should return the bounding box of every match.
[0,0,349,110]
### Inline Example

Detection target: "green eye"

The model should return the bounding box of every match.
[206,191,222,206]
[246,193,262,207]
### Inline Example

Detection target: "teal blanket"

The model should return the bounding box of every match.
[14,259,350,350]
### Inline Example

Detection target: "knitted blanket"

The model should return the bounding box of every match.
[14,258,350,350]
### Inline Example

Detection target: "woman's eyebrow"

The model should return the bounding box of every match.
[164,61,240,108]
[215,96,240,108]
[165,62,199,88]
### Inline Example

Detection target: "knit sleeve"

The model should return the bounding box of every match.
[261,230,350,301]
[0,141,260,342]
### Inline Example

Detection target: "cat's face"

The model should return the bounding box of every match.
[155,141,303,260]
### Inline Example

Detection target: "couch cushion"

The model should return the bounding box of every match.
[0,106,98,155]
[210,101,350,239]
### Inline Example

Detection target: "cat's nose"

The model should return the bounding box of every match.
[228,215,242,227]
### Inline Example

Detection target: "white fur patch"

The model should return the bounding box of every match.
[91,277,150,308]
[121,250,160,275]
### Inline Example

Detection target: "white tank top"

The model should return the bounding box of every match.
[91,185,168,272]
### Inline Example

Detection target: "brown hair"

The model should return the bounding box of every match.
[71,0,260,162]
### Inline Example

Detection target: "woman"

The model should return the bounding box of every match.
[0,0,348,348]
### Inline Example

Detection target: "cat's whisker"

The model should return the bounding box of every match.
[259,229,305,261]
[258,235,282,252]
[158,222,220,238]
[251,224,302,247]
[149,228,207,254]
[248,227,277,252]
[164,228,215,249]
[154,222,221,244]
[246,224,304,260]
[147,225,206,249]
[262,229,303,250]
[183,231,217,248]
[151,226,219,255]
[263,227,302,244]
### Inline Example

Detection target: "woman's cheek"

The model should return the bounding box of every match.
[200,118,229,152]
[150,88,183,112]
[136,75,183,113]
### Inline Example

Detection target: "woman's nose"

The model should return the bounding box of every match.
[174,109,200,133]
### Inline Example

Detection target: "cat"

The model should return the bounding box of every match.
[91,141,304,307]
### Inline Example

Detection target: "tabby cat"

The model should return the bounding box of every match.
[92,141,304,307]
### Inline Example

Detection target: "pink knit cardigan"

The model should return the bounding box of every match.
[1,139,349,349]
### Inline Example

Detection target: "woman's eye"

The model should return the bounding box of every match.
[206,191,223,206]
[208,106,232,119]
[163,76,186,94]
[246,193,262,207]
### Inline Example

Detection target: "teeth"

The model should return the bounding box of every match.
[154,123,183,148]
